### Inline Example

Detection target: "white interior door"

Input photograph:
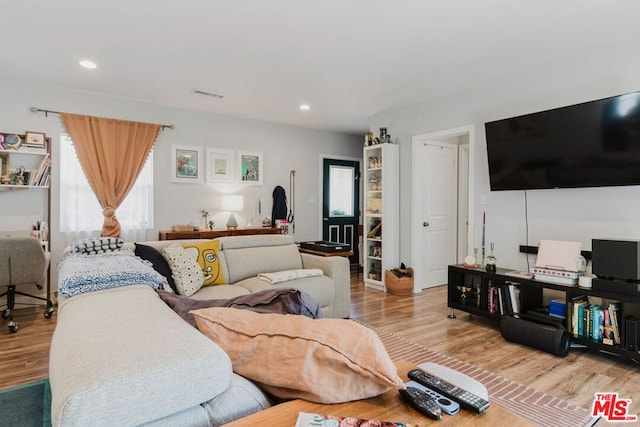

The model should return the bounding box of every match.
[416,141,458,288]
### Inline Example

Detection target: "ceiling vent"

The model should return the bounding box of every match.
[193,89,224,99]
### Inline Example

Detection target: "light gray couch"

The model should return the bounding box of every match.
[49,234,350,426]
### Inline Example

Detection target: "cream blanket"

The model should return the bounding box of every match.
[258,268,323,284]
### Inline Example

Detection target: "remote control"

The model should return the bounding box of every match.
[405,380,460,415]
[407,369,490,414]
[399,386,443,420]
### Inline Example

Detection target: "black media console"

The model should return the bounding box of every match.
[447,264,640,364]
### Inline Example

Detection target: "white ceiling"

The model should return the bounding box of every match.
[2,1,640,135]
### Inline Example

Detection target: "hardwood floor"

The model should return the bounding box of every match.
[2,275,639,417]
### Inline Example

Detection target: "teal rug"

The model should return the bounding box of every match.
[0,379,51,427]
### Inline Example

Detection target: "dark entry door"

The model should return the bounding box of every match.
[322,158,360,264]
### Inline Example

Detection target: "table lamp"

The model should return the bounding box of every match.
[221,194,244,229]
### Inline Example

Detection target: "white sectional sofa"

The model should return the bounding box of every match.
[49,234,351,426]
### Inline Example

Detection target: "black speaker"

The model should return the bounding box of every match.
[592,239,640,281]
[500,316,570,357]
[626,317,640,352]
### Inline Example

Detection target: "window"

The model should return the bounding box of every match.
[59,134,153,242]
[329,165,354,217]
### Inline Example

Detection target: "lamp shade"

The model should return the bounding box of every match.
[221,195,244,212]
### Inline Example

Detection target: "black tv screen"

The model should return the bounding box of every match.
[485,91,640,191]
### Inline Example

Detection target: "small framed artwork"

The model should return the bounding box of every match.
[171,144,202,183]
[238,151,263,185]
[24,131,46,148]
[206,148,234,183]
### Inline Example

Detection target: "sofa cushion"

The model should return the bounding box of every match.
[191,308,404,404]
[157,288,322,327]
[50,285,232,426]
[162,243,204,296]
[135,243,177,293]
[181,239,227,286]
[223,244,302,283]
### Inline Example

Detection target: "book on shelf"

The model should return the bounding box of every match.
[488,280,498,315]
[507,283,521,315]
[295,412,416,427]
[608,302,622,345]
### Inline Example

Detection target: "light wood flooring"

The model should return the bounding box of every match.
[2,275,639,417]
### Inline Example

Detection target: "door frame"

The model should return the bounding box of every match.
[411,125,476,290]
[318,154,363,240]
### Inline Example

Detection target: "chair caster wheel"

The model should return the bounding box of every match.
[8,322,19,333]
[1,309,10,320]
[44,307,54,319]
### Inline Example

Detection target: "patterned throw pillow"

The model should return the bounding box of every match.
[71,237,123,255]
[181,240,226,286]
[162,243,204,297]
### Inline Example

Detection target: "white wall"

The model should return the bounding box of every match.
[0,80,362,288]
[370,52,640,274]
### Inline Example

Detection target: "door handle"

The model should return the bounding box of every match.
[423,222,429,227]
[323,218,329,221]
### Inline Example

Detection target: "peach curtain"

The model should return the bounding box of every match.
[60,113,162,237]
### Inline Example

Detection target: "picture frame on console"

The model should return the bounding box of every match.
[206,148,234,183]
[171,144,202,184]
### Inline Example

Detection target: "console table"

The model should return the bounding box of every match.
[159,227,280,240]
[448,264,640,363]
[224,360,531,426]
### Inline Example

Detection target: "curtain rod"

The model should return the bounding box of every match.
[30,107,175,130]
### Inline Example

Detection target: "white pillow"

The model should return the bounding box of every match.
[162,243,204,296]
[71,237,123,255]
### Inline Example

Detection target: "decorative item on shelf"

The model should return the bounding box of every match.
[221,194,244,229]
[368,156,381,169]
[457,286,472,305]
[200,209,210,230]
[208,220,215,230]
[172,224,196,232]
[261,216,272,227]
[24,131,46,148]
[3,134,21,150]
[463,254,476,268]
[380,127,388,139]
[364,131,374,147]
[485,242,497,272]
[275,219,289,234]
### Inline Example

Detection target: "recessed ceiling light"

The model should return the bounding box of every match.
[79,60,97,69]
[299,104,311,111]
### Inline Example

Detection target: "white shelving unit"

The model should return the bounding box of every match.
[363,143,399,292]
[0,133,52,304]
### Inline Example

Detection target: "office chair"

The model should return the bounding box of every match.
[0,236,54,333]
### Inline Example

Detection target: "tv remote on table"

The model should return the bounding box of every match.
[399,386,443,420]
[405,380,460,415]
[407,368,490,414]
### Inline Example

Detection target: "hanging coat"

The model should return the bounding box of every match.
[271,185,288,227]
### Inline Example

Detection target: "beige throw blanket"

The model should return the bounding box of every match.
[258,268,323,284]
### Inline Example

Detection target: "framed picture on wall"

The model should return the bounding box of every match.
[171,144,202,183]
[206,148,234,183]
[238,151,263,185]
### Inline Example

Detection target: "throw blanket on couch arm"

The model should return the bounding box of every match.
[257,268,323,284]
[58,250,168,297]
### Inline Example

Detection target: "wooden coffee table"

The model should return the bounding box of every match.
[223,360,533,426]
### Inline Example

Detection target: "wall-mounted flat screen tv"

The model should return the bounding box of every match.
[485,91,640,191]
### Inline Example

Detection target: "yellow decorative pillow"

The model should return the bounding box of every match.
[191,307,404,403]
[181,240,226,286]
